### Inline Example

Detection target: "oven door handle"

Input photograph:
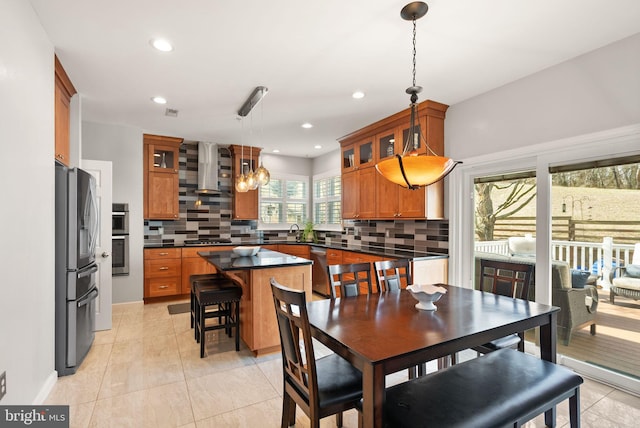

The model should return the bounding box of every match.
[77,288,99,308]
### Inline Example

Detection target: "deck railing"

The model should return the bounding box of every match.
[475,238,636,277]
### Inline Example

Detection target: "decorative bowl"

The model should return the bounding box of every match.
[406,284,447,311]
[232,246,260,257]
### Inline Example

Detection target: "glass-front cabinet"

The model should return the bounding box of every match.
[149,144,179,173]
[341,138,375,172]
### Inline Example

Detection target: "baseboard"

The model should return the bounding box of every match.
[33,370,58,404]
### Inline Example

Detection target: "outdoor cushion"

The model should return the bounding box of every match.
[508,236,536,257]
[625,264,640,278]
[571,269,591,288]
[612,276,640,291]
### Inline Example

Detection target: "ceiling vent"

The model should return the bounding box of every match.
[195,142,219,193]
[165,108,178,117]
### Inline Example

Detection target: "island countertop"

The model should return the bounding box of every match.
[198,249,312,272]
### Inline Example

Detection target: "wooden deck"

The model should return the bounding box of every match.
[530,290,640,379]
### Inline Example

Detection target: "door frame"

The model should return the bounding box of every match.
[81,159,113,331]
[448,123,640,395]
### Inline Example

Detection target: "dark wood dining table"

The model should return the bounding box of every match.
[306,285,559,428]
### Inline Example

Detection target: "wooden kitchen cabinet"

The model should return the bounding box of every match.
[339,100,448,220]
[144,248,182,299]
[341,250,383,295]
[276,244,310,259]
[326,248,343,266]
[341,168,377,219]
[143,134,183,220]
[229,145,261,220]
[54,56,76,166]
[180,246,233,294]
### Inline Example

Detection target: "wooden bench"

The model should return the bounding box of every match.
[383,348,582,428]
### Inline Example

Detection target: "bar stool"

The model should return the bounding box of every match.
[190,273,224,333]
[192,276,243,358]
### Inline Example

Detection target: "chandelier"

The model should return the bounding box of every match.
[375,2,461,190]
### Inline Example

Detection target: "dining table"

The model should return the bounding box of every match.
[306,285,559,428]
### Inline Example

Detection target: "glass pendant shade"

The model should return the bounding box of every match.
[255,163,270,185]
[375,153,461,189]
[235,173,249,192]
[246,170,259,190]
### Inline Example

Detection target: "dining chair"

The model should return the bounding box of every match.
[327,262,377,298]
[474,259,534,354]
[374,259,411,292]
[270,278,363,428]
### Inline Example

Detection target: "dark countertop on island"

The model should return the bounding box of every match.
[145,240,447,262]
[199,249,312,272]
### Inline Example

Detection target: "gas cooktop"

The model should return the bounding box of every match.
[183,239,232,246]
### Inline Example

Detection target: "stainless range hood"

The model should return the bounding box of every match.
[195,142,219,194]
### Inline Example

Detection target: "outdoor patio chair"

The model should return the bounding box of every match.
[611,243,640,304]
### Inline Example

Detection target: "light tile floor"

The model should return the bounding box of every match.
[45,300,640,427]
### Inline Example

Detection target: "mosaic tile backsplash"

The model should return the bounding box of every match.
[144,142,448,254]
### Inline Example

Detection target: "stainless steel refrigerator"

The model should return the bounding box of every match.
[55,162,99,376]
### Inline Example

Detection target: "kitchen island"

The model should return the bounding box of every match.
[198,248,312,356]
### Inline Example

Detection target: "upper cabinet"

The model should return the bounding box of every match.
[339,100,448,220]
[143,134,183,220]
[54,56,76,166]
[229,145,262,220]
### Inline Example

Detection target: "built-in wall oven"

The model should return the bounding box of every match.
[112,203,129,275]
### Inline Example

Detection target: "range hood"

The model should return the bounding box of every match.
[195,142,219,194]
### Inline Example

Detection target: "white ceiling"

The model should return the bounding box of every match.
[30,0,640,158]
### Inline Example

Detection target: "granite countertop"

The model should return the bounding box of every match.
[144,240,447,262]
[198,249,312,271]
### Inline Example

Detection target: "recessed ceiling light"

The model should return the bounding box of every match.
[151,96,167,104]
[272,149,280,153]
[150,38,173,52]
[352,91,365,99]
[314,145,322,149]
[301,123,313,129]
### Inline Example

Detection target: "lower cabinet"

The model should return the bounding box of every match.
[180,246,233,295]
[144,246,233,301]
[341,251,383,294]
[276,244,310,258]
[144,248,182,298]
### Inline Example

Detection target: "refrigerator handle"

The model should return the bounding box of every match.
[77,288,99,308]
[78,264,99,279]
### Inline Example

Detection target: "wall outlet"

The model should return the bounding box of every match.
[0,370,6,401]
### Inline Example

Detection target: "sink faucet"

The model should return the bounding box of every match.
[288,224,300,241]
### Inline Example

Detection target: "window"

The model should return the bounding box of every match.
[313,172,342,230]
[259,174,309,228]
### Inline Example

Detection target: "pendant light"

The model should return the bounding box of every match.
[375,2,461,190]
[236,86,270,190]
[254,98,271,185]
[235,118,249,192]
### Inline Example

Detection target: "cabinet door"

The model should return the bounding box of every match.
[398,186,425,218]
[376,173,399,219]
[148,143,179,173]
[54,79,70,166]
[147,172,179,219]
[358,168,377,219]
[277,244,310,258]
[230,145,260,220]
[356,137,375,169]
[376,130,400,163]
[342,171,358,219]
[181,256,217,294]
[341,143,357,173]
